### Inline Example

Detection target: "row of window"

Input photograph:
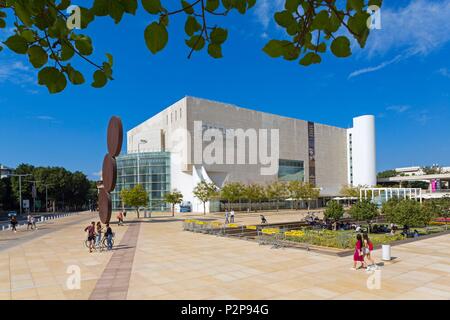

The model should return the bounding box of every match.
[166,108,183,124]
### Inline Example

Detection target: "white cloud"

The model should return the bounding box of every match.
[438,67,450,78]
[36,116,56,121]
[0,60,35,86]
[386,105,411,113]
[383,105,432,125]
[366,0,450,57]
[348,54,405,78]
[254,0,284,30]
[349,0,450,78]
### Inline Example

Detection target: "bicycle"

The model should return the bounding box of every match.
[84,233,115,251]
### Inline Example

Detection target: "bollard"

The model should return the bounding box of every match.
[382,244,392,261]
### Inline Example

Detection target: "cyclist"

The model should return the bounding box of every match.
[84,222,96,253]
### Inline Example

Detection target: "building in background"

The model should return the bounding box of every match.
[0,164,14,179]
[115,97,377,212]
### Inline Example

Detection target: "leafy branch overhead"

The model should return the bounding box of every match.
[0,0,382,93]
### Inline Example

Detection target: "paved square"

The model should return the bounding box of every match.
[1,211,450,300]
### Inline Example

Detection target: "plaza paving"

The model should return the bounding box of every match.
[1,210,450,300]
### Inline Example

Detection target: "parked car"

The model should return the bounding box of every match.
[7,211,17,217]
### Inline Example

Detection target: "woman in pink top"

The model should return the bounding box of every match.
[352,234,366,270]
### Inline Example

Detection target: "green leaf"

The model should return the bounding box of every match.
[92,70,107,88]
[348,0,364,11]
[61,43,75,61]
[299,52,322,66]
[144,22,168,54]
[66,65,85,85]
[142,0,162,14]
[185,35,205,51]
[274,10,296,29]
[210,28,228,44]
[109,0,126,23]
[122,0,138,14]
[0,19,5,29]
[38,67,67,94]
[75,36,93,55]
[27,45,48,68]
[181,0,195,14]
[106,53,114,67]
[330,36,351,57]
[207,43,222,58]
[3,35,28,54]
[206,0,220,12]
[285,0,301,12]
[185,16,201,36]
[262,40,290,58]
[311,10,329,30]
[14,3,33,26]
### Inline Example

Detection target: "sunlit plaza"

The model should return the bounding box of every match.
[0,209,449,300]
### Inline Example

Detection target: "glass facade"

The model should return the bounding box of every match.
[112,152,171,211]
[278,159,305,181]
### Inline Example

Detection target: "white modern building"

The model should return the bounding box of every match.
[116,97,377,212]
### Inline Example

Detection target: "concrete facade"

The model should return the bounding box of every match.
[127,97,376,212]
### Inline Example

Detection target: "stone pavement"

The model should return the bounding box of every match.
[1,210,450,300]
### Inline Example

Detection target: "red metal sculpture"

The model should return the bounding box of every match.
[99,116,123,223]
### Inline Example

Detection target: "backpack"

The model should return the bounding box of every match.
[368,241,374,251]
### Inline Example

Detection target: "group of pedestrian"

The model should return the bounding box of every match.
[27,214,37,231]
[224,209,235,224]
[352,233,378,272]
[84,221,113,253]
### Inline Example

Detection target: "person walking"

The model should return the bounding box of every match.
[105,224,113,250]
[230,209,235,223]
[27,214,33,231]
[224,209,229,224]
[31,215,37,230]
[10,216,18,233]
[117,211,124,226]
[95,222,103,248]
[363,233,376,271]
[351,234,366,271]
[84,222,96,253]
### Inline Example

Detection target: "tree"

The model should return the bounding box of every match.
[349,199,379,232]
[0,1,382,93]
[383,199,436,228]
[242,183,264,212]
[302,182,320,211]
[288,180,303,210]
[340,184,361,198]
[377,170,398,179]
[9,163,93,212]
[220,182,244,210]
[164,189,183,217]
[324,200,344,222]
[120,184,148,218]
[193,181,218,215]
[265,181,288,211]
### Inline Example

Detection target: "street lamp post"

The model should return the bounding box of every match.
[9,174,32,215]
[137,139,148,185]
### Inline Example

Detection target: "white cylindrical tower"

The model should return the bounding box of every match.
[348,115,377,187]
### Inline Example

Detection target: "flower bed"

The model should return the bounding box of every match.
[285,229,405,249]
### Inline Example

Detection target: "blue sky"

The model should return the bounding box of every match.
[1,0,450,179]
